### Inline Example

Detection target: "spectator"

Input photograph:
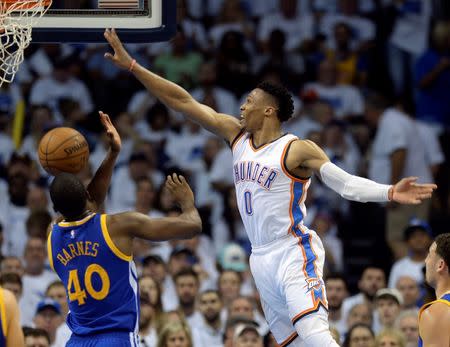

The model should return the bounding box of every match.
[395,276,421,310]
[46,281,70,347]
[173,268,203,330]
[394,310,419,347]
[218,270,242,308]
[227,296,269,336]
[365,94,432,259]
[346,303,374,331]
[374,289,403,333]
[258,0,314,52]
[157,323,193,347]
[388,219,433,288]
[20,237,59,326]
[222,316,259,347]
[23,327,50,347]
[197,290,224,347]
[341,267,386,326]
[26,187,50,214]
[0,256,24,276]
[325,273,349,336]
[25,210,52,240]
[303,59,364,119]
[33,299,63,346]
[139,275,164,347]
[0,272,22,301]
[342,323,375,347]
[374,328,406,347]
[233,323,263,347]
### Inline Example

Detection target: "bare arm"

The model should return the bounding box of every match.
[419,303,450,347]
[104,29,241,143]
[110,174,201,243]
[286,139,436,204]
[4,289,24,347]
[86,111,121,211]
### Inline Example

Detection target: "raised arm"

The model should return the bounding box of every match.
[110,174,202,243]
[286,139,437,204]
[86,111,121,211]
[104,28,241,143]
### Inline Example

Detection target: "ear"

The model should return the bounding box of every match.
[437,258,446,273]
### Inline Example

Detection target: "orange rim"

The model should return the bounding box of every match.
[1,0,51,10]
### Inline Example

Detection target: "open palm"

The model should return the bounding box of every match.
[104,28,133,70]
[392,177,437,204]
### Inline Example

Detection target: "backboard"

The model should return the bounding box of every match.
[29,0,176,43]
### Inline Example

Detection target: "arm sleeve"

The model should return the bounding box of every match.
[319,162,391,203]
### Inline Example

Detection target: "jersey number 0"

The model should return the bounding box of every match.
[67,263,110,305]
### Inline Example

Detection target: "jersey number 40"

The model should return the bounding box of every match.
[67,263,110,305]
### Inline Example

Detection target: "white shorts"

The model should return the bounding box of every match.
[249,229,329,346]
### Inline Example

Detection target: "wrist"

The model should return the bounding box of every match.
[388,185,395,201]
[129,58,137,72]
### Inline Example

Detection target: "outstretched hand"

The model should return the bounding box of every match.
[165,173,195,210]
[391,177,437,204]
[104,28,133,70]
[99,111,121,154]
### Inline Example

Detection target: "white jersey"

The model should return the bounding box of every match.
[232,132,311,247]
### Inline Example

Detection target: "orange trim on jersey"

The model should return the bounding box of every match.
[47,228,54,271]
[248,134,289,152]
[231,130,246,152]
[280,139,310,183]
[0,288,6,337]
[58,213,96,227]
[100,214,132,262]
[279,331,298,347]
[291,300,327,324]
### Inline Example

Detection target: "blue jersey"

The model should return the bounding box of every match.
[418,293,450,347]
[48,213,139,337]
[0,288,6,347]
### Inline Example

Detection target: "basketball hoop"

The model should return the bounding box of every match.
[0,0,52,86]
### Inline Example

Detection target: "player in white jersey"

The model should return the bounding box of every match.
[104,29,437,347]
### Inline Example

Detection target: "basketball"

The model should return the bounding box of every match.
[38,127,89,176]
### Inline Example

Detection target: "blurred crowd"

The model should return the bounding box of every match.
[0,0,449,346]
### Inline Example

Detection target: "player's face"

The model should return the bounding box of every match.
[166,330,190,347]
[240,90,265,132]
[425,242,438,287]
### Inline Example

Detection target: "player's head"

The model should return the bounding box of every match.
[49,173,89,220]
[425,233,450,288]
[240,81,294,132]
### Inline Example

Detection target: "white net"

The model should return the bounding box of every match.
[0,0,52,86]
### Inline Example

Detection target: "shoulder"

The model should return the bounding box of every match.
[421,301,450,325]
[1,288,18,313]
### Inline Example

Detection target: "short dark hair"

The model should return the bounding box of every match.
[26,210,52,239]
[257,81,294,122]
[199,289,221,300]
[45,280,64,295]
[0,272,22,288]
[325,272,349,289]
[50,173,87,219]
[173,267,199,284]
[435,233,450,273]
[343,323,374,347]
[22,327,51,344]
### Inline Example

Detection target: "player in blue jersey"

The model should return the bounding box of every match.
[418,233,450,347]
[0,287,24,347]
[47,113,202,347]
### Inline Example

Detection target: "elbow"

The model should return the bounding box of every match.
[191,220,203,236]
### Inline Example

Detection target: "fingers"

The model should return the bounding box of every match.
[412,183,438,190]
[166,173,186,186]
[403,176,418,184]
[104,52,114,61]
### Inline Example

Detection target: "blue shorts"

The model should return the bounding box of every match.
[67,331,140,347]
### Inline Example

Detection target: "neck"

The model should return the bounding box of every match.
[435,279,450,299]
[207,316,221,330]
[181,303,195,317]
[250,123,283,148]
[64,210,91,222]
[26,267,43,276]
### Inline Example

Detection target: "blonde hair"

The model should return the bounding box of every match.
[157,322,193,347]
[375,328,406,347]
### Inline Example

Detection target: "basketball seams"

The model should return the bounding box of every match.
[42,133,85,155]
